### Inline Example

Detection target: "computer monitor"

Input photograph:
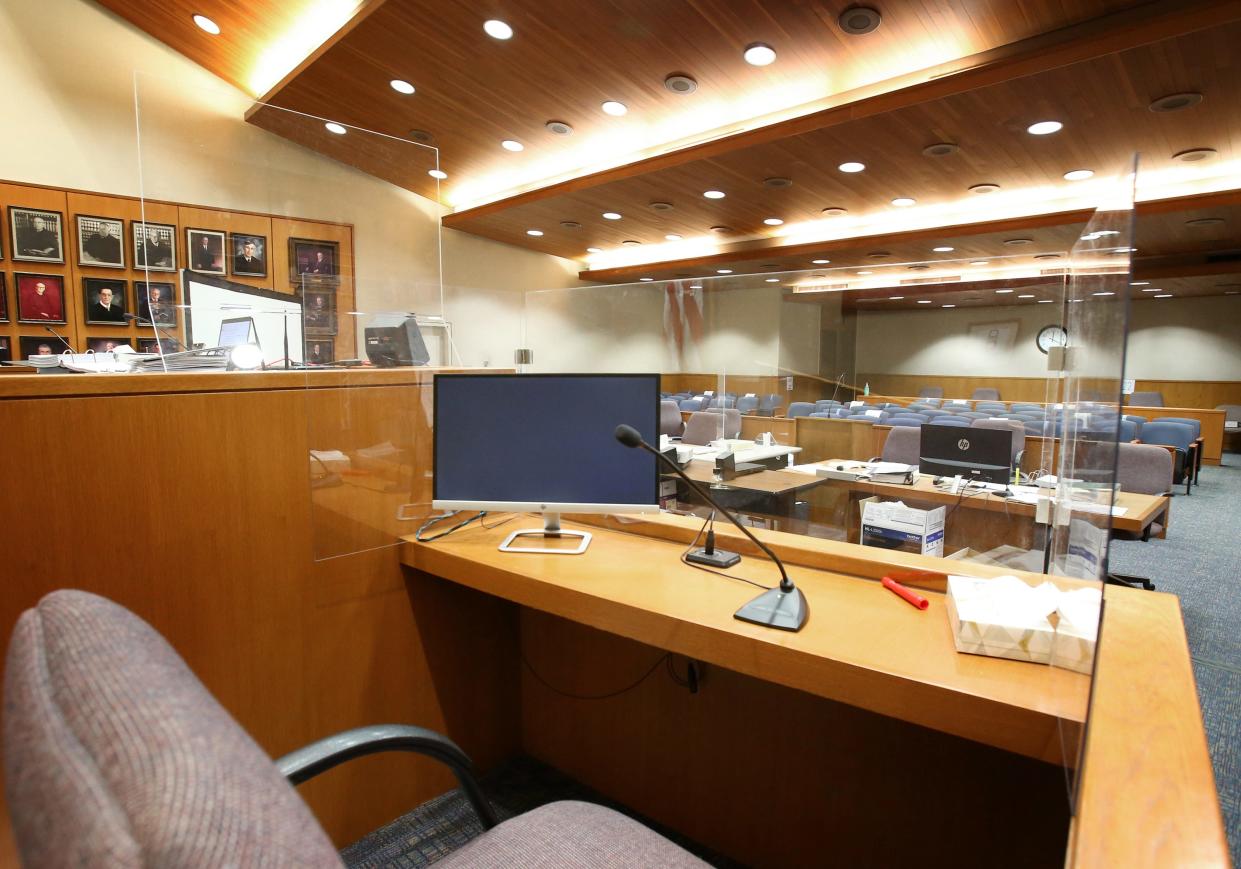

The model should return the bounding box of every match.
[218,317,257,348]
[919,425,1012,484]
[364,314,429,367]
[433,374,660,553]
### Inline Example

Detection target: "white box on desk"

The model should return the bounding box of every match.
[945,575,1056,665]
[859,499,945,557]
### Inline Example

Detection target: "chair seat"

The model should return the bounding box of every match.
[435,801,709,868]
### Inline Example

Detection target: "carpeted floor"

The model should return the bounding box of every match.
[1108,452,1241,865]
[344,456,1241,867]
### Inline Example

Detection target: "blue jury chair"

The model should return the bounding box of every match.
[1123,415,1146,437]
[1139,421,1196,495]
[736,395,759,414]
[928,416,970,427]
[975,402,1008,414]
[886,416,925,428]
[958,412,990,421]
[787,401,818,419]
[1154,417,1203,485]
[678,398,704,412]
[757,394,783,417]
[815,400,842,412]
[919,408,949,419]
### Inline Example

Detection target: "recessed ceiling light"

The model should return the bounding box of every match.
[649,201,674,211]
[709,225,733,233]
[526,229,543,236]
[839,6,882,33]
[743,43,776,66]
[621,240,641,246]
[811,259,830,264]
[483,19,513,39]
[1131,281,1150,286]
[390,79,415,95]
[867,251,891,259]
[664,74,698,94]
[1026,120,1063,135]
[766,278,780,283]
[716,269,733,274]
[1018,294,1035,299]
[969,183,1001,194]
[891,197,916,207]
[325,122,347,135]
[501,139,524,151]
[763,218,784,225]
[889,296,905,301]
[1037,299,1054,303]
[601,100,628,116]
[917,300,932,304]
[1063,169,1094,181]
[1003,238,1033,246]
[1092,291,1115,296]
[942,304,956,308]
[665,234,683,241]
[602,211,622,220]
[192,13,220,34]
[1173,148,1217,163]
[639,277,654,282]
[1225,291,1239,295]
[932,246,954,252]
[560,220,581,229]
[1141,287,1163,292]
[428,169,447,179]
[1154,294,1173,298]
[763,177,793,188]
[995,289,1014,294]
[922,142,959,157]
[821,207,848,216]
[545,120,573,135]
[857,270,873,275]
[408,129,434,143]
[1185,217,1225,226]
[1034,253,1061,260]
[703,190,726,199]
[837,162,865,173]
[970,260,990,266]
[586,247,602,253]
[907,264,930,271]
[1149,92,1203,112]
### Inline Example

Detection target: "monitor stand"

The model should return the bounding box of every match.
[499,512,591,555]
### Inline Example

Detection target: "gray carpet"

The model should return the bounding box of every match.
[1108,452,1241,865]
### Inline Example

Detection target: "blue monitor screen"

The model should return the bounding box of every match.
[434,374,659,508]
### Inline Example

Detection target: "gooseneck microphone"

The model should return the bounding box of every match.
[614,424,808,631]
[43,326,76,353]
[123,313,187,351]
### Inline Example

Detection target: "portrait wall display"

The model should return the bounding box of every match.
[9,207,65,264]
[86,336,129,353]
[132,221,176,271]
[15,273,66,324]
[136,280,176,326]
[229,233,267,277]
[76,215,125,268]
[0,336,10,363]
[83,278,129,324]
[138,337,179,354]
[289,238,339,280]
[0,273,7,322]
[18,336,60,358]
[302,288,337,336]
[187,228,226,275]
[306,337,334,364]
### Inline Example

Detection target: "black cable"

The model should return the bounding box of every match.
[521,649,669,700]
[415,510,487,542]
[678,513,774,591]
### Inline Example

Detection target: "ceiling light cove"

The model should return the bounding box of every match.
[390,79,415,95]
[1026,120,1063,135]
[743,43,777,66]
[192,14,220,35]
[483,19,513,40]
[601,101,628,117]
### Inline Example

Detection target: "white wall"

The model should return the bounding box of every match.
[0,0,580,327]
[1126,296,1241,380]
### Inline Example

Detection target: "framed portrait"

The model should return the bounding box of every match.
[187,228,226,275]
[19,336,61,359]
[9,206,65,264]
[289,238,339,280]
[302,288,337,336]
[76,214,125,268]
[0,336,10,363]
[132,221,176,272]
[136,280,176,326]
[15,273,66,324]
[968,319,1021,350]
[0,273,7,323]
[83,278,129,325]
[306,337,335,365]
[87,336,129,353]
[138,337,179,354]
[229,232,267,277]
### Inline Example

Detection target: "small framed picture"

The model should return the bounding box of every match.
[187,228,226,274]
[76,215,125,268]
[87,336,129,353]
[83,278,129,324]
[303,288,337,336]
[229,232,267,277]
[19,336,61,359]
[0,273,7,323]
[289,238,339,280]
[133,221,176,271]
[136,280,176,326]
[15,273,66,324]
[0,336,10,363]
[9,207,65,264]
[138,337,179,354]
[306,338,335,365]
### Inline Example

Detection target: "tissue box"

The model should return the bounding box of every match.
[1049,587,1102,674]
[945,575,1055,664]
[860,499,945,557]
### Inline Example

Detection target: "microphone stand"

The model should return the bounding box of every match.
[616,425,808,631]
[124,314,187,352]
[44,326,76,353]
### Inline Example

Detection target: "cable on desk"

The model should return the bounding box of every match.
[415,510,487,542]
[678,514,775,592]
[521,649,669,701]
[480,512,517,530]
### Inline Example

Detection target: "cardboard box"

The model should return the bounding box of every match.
[860,499,945,557]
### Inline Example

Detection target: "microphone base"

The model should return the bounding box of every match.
[734,586,809,632]
[686,547,740,568]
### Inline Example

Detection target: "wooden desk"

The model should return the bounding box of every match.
[401,512,1227,868]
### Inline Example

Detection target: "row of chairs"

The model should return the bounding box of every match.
[667,393,784,415]
[915,387,1170,408]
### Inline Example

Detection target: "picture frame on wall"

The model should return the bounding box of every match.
[302,288,337,336]
[138,337,179,354]
[76,214,125,268]
[86,337,130,353]
[19,336,61,359]
[9,206,65,264]
[0,273,7,323]
[0,336,10,363]
[187,228,226,275]
[229,232,267,277]
[306,337,335,365]
[136,280,176,326]
[289,238,339,280]
[15,273,67,324]
[83,277,129,324]
[132,221,176,272]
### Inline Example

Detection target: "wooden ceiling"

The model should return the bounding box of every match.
[96,0,1241,299]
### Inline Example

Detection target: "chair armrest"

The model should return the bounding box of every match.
[276,724,499,829]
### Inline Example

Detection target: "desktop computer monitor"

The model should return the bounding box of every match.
[919,425,1012,484]
[433,373,660,553]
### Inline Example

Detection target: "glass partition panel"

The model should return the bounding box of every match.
[133,74,444,559]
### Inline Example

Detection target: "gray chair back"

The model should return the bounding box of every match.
[972,388,1000,401]
[787,402,817,419]
[970,418,1026,464]
[1115,443,1174,495]
[721,408,742,438]
[1218,404,1241,424]
[660,400,684,438]
[682,411,725,445]
[1127,391,1164,407]
[918,386,944,399]
[3,590,342,868]
[882,426,921,464]
[736,395,759,413]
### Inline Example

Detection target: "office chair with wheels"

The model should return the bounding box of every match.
[660,400,685,438]
[880,426,920,464]
[2,591,709,869]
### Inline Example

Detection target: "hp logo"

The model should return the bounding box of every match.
[957,439,970,450]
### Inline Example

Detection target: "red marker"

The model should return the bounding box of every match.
[882,576,929,610]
